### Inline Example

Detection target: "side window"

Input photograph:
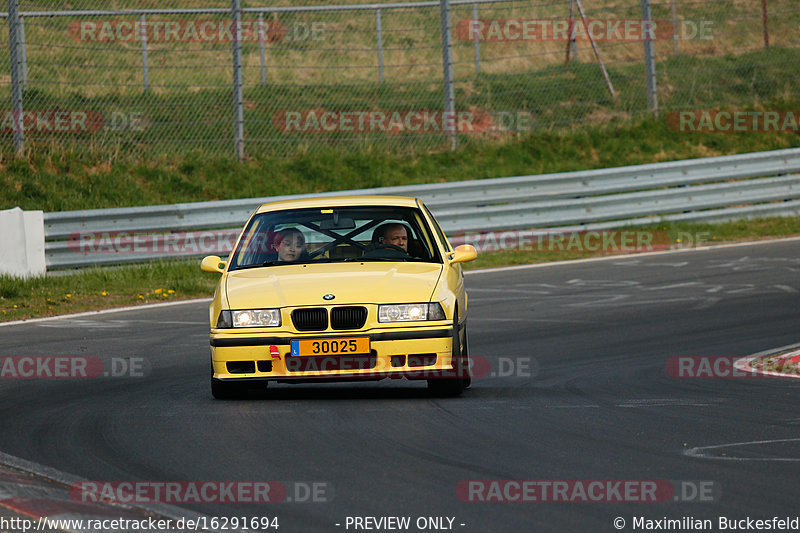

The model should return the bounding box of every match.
[232,218,274,268]
[408,215,436,260]
[422,204,452,253]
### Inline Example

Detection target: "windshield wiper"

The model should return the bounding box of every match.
[343,256,407,262]
[232,263,265,270]
[230,261,277,270]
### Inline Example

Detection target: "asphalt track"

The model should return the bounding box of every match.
[1,239,799,533]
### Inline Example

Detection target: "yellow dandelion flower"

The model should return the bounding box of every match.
[155,288,163,294]
[101,291,108,296]
[167,289,175,294]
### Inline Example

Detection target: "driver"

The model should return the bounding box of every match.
[378,223,408,252]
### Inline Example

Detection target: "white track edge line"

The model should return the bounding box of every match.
[0,298,212,327]
[465,235,800,275]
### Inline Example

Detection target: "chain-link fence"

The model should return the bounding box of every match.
[2,0,799,159]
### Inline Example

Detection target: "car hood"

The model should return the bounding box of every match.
[224,262,444,309]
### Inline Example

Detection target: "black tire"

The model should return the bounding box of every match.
[461,324,472,389]
[428,310,469,396]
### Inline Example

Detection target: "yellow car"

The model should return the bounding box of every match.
[201,196,477,399]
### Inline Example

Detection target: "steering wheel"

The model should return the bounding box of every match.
[360,243,411,261]
[375,243,408,254]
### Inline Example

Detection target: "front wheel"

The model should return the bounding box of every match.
[428,310,470,396]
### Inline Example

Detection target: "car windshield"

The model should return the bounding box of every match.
[228,205,443,270]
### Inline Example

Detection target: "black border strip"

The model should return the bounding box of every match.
[210,328,452,347]
[370,329,452,341]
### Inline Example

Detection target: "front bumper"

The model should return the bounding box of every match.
[210,326,456,383]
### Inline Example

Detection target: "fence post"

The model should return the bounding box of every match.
[567,0,578,64]
[232,0,245,160]
[574,0,615,98]
[440,0,456,151]
[761,0,769,48]
[641,0,658,114]
[376,9,385,83]
[472,3,480,75]
[670,0,679,56]
[19,13,27,89]
[140,14,150,91]
[7,0,24,155]
[258,12,267,86]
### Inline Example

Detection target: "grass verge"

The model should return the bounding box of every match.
[2,217,798,322]
[3,110,800,212]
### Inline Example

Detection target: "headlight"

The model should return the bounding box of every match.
[216,309,281,328]
[378,303,446,323]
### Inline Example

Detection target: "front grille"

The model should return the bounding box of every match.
[331,306,368,330]
[292,308,328,331]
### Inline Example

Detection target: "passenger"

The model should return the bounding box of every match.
[274,228,306,262]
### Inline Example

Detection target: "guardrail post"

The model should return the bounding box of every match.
[440,0,456,151]
[641,0,658,114]
[0,208,45,278]
[376,9,385,83]
[140,14,150,91]
[232,0,245,160]
[7,0,24,155]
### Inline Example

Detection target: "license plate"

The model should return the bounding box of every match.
[291,337,370,357]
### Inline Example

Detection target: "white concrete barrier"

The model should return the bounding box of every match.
[0,207,46,278]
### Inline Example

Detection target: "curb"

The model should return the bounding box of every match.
[0,451,218,533]
[735,345,800,380]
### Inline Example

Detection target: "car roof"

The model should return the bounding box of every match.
[254,195,421,214]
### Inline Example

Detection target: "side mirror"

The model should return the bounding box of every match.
[201,255,226,274]
[448,244,477,264]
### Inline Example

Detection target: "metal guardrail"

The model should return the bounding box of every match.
[44,148,800,269]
